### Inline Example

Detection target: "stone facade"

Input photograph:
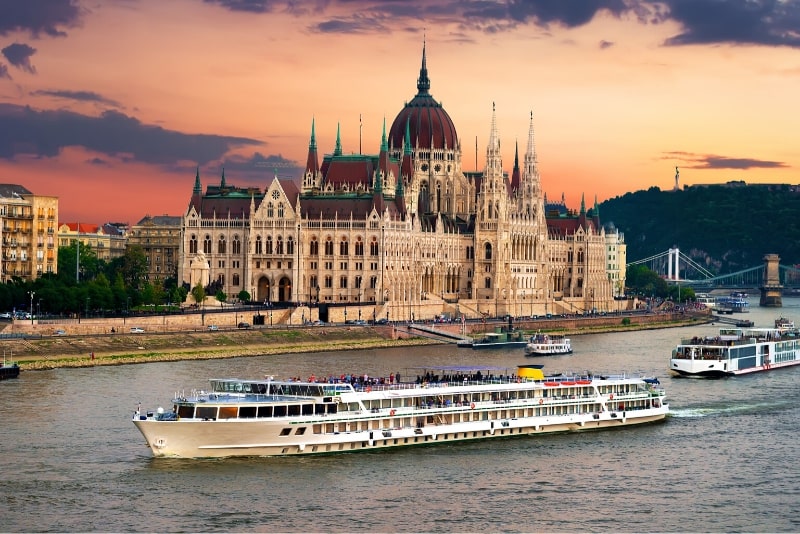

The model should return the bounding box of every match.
[179,46,619,321]
[128,215,182,283]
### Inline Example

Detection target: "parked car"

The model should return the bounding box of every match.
[53,329,67,336]
[207,324,219,331]
[130,327,145,333]
[0,312,12,319]
[374,318,389,325]
[237,322,251,329]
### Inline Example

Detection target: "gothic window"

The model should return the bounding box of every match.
[218,273,225,286]
[324,237,334,256]
[355,237,364,256]
[355,275,362,289]
[218,235,226,254]
[189,235,198,254]
[287,236,294,255]
[339,237,349,256]
[484,243,492,260]
[370,276,377,289]
[203,234,212,254]
[370,237,379,256]
[578,250,584,263]
[276,236,284,255]
[310,237,319,256]
[324,275,333,288]
[485,277,492,289]
[255,235,263,254]
[267,202,274,218]
[232,236,241,254]
[232,273,240,286]
[339,276,348,289]
[277,203,284,218]
[265,236,273,254]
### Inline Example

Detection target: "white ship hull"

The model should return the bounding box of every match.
[133,369,668,458]
[670,326,800,377]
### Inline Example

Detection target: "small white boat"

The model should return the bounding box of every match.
[524,333,572,356]
[774,317,794,331]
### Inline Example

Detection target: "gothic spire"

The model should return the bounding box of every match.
[416,38,430,95]
[193,166,201,194]
[380,117,388,152]
[334,122,342,156]
[220,167,226,188]
[309,117,317,151]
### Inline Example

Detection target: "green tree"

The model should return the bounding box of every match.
[216,291,227,305]
[191,284,206,306]
[120,245,148,291]
[57,242,102,283]
[237,290,251,302]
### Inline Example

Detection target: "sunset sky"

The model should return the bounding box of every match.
[1,0,798,225]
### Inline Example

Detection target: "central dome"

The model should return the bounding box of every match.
[388,44,458,152]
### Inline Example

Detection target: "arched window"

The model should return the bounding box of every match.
[203,234,212,254]
[218,235,226,254]
[218,273,225,286]
[355,237,364,256]
[485,277,492,289]
[310,237,319,256]
[324,237,334,256]
[286,236,294,255]
[340,276,348,288]
[232,235,241,254]
[276,236,284,255]
[267,202,274,218]
[255,235,263,254]
[370,237,379,256]
[232,273,240,286]
[339,237,349,256]
[277,203,284,218]
[266,236,273,254]
[189,235,198,254]
[484,243,492,260]
[324,275,333,288]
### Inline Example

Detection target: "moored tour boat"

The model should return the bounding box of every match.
[470,328,528,349]
[670,326,800,378]
[133,365,669,458]
[1,352,20,380]
[524,333,572,356]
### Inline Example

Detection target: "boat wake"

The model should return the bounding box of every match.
[670,400,788,418]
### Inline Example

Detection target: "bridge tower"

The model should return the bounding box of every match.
[667,247,680,280]
[759,253,782,307]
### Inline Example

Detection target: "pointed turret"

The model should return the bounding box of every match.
[190,166,203,212]
[401,117,414,180]
[417,37,430,95]
[220,167,226,188]
[334,122,342,157]
[303,118,321,191]
[510,139,521,193]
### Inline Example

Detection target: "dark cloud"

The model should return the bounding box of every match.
[87,157,109,166]
[31,89,121,107]
[599,39,614,49]
[0,103,262,165]
[223,151,301,174]
[0,64,9,80]
[198,0,800,48]
[202,0,278,13]
[660,0,800,48]
[0,0,83,37]
[507,0,628,27]
[2,43,37,74]
[667,151,788,170]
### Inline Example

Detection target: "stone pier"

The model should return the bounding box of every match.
[759,253,782,307]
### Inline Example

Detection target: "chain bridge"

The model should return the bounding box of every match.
[628,248,800,306]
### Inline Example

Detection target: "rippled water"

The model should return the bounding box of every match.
[2,299,800,532]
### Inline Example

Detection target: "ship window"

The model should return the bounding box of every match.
[288,405,301,416]
[280,428,291,436]
[218,406,237,419]
[274,405,287,417]
[239,406,257,418]
[302,404,314,416]
[295,427,307,435]
[178,405,194,418]
[196,406,217,420]
[257,406,273,417]
[315,404,326,414]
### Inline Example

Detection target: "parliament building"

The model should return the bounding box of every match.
[179,45,625,323]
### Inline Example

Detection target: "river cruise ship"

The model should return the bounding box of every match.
[524,334,572,356]
[133,365,669,458]
[670,326,800,378]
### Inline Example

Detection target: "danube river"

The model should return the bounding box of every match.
[3,298,799,533]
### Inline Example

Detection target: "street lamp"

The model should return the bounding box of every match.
[29,290,35,325]
[85,297,90,320]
